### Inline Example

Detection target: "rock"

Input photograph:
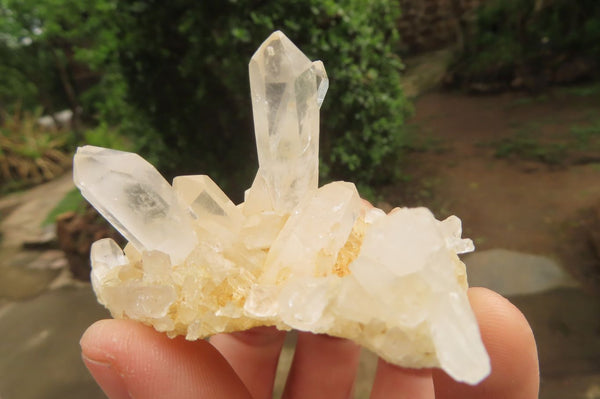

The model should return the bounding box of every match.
[36,109,74,130]
[22,224,58,250]
[55,207,123,281]
[464,249,577,296]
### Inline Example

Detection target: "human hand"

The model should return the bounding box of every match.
[80,287,539,399]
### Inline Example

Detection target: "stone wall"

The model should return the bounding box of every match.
[397,0,487,53]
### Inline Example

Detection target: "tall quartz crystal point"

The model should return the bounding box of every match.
[74,146,197,264]
[249,30,327,213]
[76,31,491,386]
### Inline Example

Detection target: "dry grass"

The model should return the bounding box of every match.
[0,106,71,189]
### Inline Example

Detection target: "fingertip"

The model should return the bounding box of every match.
[80,319,122,361]
[80,319,139,399]
[469,287,538,366]
[81,354,130,399]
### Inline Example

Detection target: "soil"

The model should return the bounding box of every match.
[383,88,600,293]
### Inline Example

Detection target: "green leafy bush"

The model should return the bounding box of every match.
[452,0,600,86]
[114,0,410,194]
[0,0,410,195]
[0,0,104,116]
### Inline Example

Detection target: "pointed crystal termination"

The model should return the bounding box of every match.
[74,146,197,264]
[439,215,474,254]
[173,175,244,231]
[249,30,327,213]
[90,238,129,298]
[312,60,329,108]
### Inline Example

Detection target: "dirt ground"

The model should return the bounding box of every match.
[384,87,600,293]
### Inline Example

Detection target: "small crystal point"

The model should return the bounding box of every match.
[74,146,197,264]
[439,215,475,254]
[312,60,328,108]
[90,238,129,295]
[91,238,128,272]
[173,175,243,231]
[249,30,325,213]
[243,172,275,216]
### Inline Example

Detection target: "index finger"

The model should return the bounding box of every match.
[210,326,286,399]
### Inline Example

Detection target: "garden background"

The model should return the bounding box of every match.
[0,1,599,398]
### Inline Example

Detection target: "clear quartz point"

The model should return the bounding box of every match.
[249,30,326,213]
[312,60,328,108]
[90,238,128,293]
[439,215,475,254]
[74,146,197,264]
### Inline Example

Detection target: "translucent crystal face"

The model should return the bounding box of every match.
[173,175,244,232]
[260,181,361,284]
[75,31,490,385]
[249,31,328,213]
[74,146,197,264]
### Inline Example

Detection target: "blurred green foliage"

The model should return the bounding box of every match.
[489,116,600,165]
[493,133,567,164]
[114,0,410,193]
[82,122,132,152]
[0,0,410,196]
[453,0,600,85]
[41,187,85,226]
[0,0,106,115]
[571,119,600,148]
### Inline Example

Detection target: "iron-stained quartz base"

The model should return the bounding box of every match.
[73,31,490,385]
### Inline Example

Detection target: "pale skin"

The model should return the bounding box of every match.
[80,287,539,399]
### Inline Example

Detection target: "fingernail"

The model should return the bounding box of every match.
[82,354,131,399]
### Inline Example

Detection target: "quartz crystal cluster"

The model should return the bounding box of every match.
[74,31,490,384]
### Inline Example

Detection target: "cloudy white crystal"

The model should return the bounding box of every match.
[76,30,490,385]
[260,181,361,284]
[74,146,197,264]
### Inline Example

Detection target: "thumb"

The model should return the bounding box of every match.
[80,319,252,399]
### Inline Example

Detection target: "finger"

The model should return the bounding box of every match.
[80,319,252,399]
[433,287,539,399]
[210,326,286,399]
[283,332,361,399]
[370,361,434,399]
